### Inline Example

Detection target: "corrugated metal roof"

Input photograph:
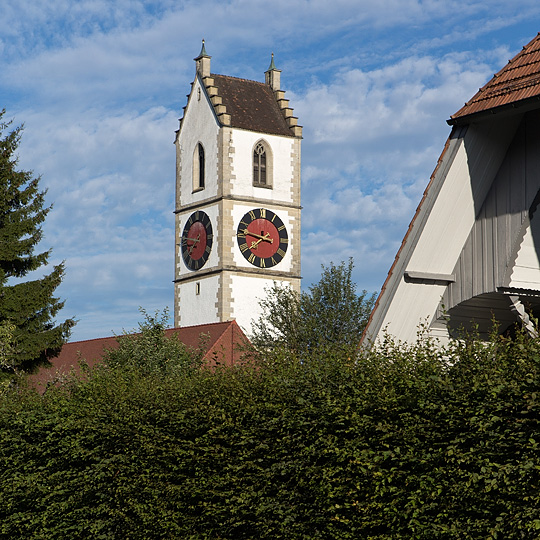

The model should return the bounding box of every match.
[450,33,540,122]
[211,74,293,136]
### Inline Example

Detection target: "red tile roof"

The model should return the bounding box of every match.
[28,321,250,392]
[211,74,293,136]
[450,33,540,123]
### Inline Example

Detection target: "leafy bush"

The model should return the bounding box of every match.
[1,327,540,538]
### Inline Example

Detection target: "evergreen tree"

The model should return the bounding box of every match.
[0,110,74,373]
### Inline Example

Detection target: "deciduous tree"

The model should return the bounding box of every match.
[251,258,376,358]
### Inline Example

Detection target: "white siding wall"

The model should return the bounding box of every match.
[508,215,540,289]
[371,119,521,344]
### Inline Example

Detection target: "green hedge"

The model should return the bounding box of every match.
[1,333,540,539]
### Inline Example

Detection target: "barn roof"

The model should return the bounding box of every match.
[28,320,250,392]
[450,33,540,124]
[211,74,293,136]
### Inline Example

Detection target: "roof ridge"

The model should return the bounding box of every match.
[211,73,267,86]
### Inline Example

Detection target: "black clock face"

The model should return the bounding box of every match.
[181,211,213,271]
[237,208,288,268]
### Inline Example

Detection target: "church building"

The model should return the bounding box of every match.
[363,33,540,345]
[174,42,302,332]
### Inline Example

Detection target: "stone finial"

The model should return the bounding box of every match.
[265,52,281,91]
[194,39,211,78]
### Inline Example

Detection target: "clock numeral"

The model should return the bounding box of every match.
[249,210,256,221]
[248,253,256,264]
[259,258,266,268]
[277,248,286,258]
[271,257,277,266]
[277,225,286,231]
[205,245,211,254]
[240,243,249,253]
[281,237,289,243]
[259,208,266,218]
[194,260,199,270]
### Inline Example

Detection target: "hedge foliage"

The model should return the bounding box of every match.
[1,330,540,538]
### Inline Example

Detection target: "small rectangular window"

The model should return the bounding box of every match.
[195,282,201,295]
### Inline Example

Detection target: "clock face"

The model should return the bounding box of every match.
[181,211,213,271]
[237,208,288,268]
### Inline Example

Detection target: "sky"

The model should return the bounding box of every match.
[2,1,540,341]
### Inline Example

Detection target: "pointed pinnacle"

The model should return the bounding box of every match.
[267,52,277,71]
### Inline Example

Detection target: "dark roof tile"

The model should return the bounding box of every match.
[210,74,293,136]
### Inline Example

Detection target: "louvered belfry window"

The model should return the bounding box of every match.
[253,142,267,185]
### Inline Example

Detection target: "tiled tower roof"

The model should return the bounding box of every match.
[211,74,294,136]
[196,72,302,138]
[450,33,540,124]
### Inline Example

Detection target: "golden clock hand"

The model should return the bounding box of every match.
[242,230,273,243]
[249,233,272,250]
[187,233,201,254]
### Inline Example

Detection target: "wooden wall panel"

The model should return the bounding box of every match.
[442,110,540,312]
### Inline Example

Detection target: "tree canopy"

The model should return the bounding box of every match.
[0,110,74,374]
[250,258,376,358]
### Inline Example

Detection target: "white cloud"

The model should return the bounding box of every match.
[2,0,540,340]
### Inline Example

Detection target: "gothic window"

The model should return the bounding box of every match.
[253,141,272,187]
[193,143,205,191]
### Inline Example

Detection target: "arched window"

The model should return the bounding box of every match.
[192,143,205,191]
[253,141,272,187]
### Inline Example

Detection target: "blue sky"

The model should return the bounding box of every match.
[2,0,540,340]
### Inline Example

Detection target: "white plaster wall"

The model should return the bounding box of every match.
[230,129,294,204]
[178,274,220,327]
[178,77,220,205]
[230,274,292,334]
[176,204,220,278]
[231,203,295,272]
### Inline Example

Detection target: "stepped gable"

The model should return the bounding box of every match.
[197,71,302,137]
[208,73,297,136]
[450,33,540,123]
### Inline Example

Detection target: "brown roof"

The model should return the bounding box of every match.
[211,74,293,136]
[28,321,250,392]
[450,33,540,123]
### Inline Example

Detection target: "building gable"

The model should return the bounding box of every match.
[363,33,540,345]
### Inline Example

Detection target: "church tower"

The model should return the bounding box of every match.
[174,42,302,332]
